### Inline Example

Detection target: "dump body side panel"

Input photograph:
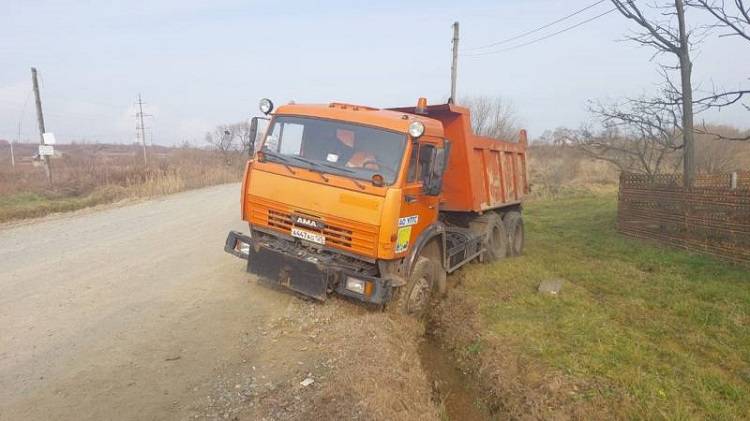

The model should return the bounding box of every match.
[389,103,528,213]
[466,132,528,211]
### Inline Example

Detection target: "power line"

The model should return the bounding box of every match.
[464,0,608,52]
[0,99,125,119]
[463,8,617,57]
[14,88,33,167]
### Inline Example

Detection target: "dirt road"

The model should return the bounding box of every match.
[0,184,440,421]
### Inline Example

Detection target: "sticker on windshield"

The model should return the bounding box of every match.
[396,226,412,253]
[398,215,419,227]
[326,153,339,163]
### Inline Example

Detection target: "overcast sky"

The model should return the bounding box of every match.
[1,0,748,145]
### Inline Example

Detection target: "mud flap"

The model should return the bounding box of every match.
[247,245,330,301]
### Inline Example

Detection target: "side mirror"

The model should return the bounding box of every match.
[249,118,258,149]
[248,116,270,156]
[424,140,451,196]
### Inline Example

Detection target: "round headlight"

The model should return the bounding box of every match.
[408,121,425,138]
[259,98,274,115]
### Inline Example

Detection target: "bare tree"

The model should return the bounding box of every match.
[205,125,240,164]
[230,121,255,155]
[204,119,261,161]
[611,0,697,186]
[461,96,521,141]
[687,0,750,140]
[560,99,684,177]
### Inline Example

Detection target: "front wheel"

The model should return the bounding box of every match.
[388,257,436,319]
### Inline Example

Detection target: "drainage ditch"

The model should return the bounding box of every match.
[418,332,492,421]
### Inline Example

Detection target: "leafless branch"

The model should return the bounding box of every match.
[695,120,750,140]
[556,98,685,176]
[611,0,682,53]
[688,0,750,41]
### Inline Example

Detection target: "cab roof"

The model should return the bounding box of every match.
[273,102,444,138]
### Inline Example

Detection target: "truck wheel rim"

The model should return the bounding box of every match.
[407,277,431,315]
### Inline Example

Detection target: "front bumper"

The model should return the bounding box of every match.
[224,230,391,304]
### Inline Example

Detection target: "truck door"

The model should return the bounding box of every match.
[395,140,441,256]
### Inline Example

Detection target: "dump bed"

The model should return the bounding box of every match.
[391,103,529,213]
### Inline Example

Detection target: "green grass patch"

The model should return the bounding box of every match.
[461,194,750,419]
[0,187,128,222]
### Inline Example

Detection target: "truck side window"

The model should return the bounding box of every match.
[418,144,435,184]
[265,124,281,152]
[407,143,419,183]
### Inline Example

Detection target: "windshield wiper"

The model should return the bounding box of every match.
[262,150,296,175]
[320,162,354,173]
[290,156,330,182]
[319,163,368,190]
[291,156,367,190]
[291,155,321,168]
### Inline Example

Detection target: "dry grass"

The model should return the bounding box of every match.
[527,128,750,201]
[236,299,441,421]
[0,143,243,222]
[527,144,619,200]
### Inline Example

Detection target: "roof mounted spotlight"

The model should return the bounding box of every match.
[408,121,425,138]
[259,98,274,115]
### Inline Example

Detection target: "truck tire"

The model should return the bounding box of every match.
[470,213,508,263]
[504,211,524,256]
[389,257,435,319]
[421,239,447,296]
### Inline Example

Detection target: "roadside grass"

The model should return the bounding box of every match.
[458,194,750,419]
[0,188,127,221]
[0,169,240,222]
[0,146,242,222]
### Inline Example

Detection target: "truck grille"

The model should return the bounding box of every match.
[246,196,379,256]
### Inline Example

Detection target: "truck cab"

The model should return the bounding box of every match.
[226,98,528,316]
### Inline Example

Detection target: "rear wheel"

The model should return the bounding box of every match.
[470,213,508,263]
[504,211,524,256]
[389,257,436,319]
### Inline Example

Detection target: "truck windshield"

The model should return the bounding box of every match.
[261,116,406,184]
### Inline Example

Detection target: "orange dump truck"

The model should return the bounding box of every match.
[225,98,528,316]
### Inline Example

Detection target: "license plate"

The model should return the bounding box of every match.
[291,227,326,245]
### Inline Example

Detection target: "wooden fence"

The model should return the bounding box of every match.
[617,172,750,264]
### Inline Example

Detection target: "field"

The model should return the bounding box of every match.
[0,143,243,222]
[434,193,750,419]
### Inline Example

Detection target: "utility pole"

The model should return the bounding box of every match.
[450,21,460,104]
[31,67,52,184]
[136,93,148,167]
